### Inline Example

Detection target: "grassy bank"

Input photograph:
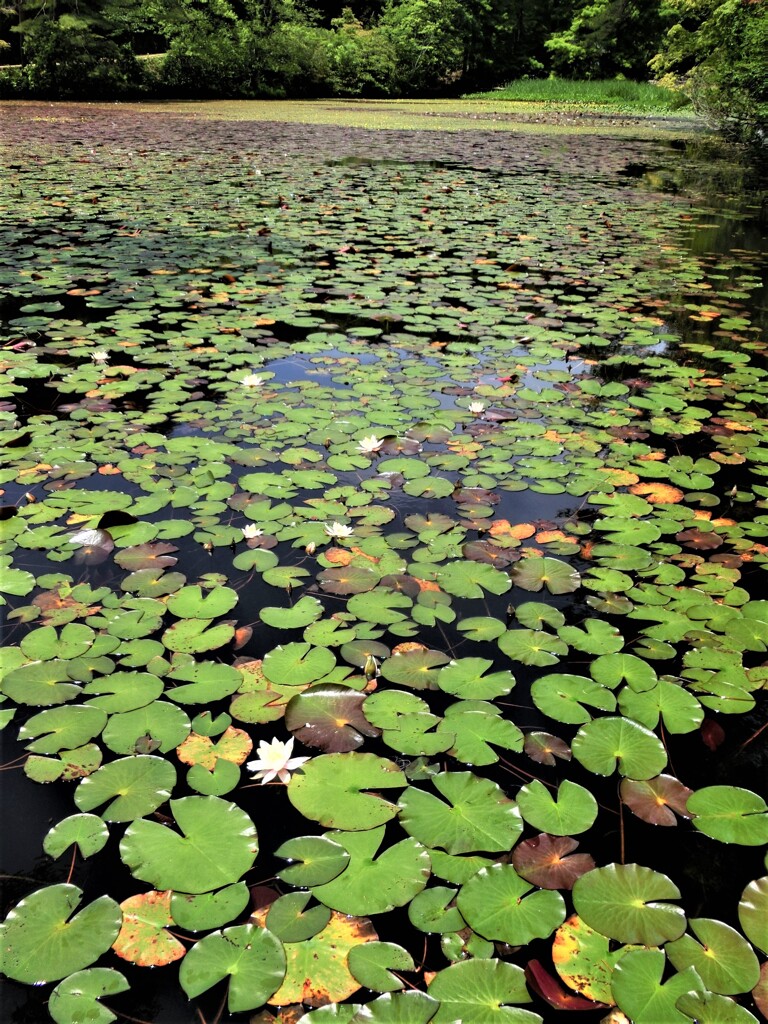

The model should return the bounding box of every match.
[464,78,690,113]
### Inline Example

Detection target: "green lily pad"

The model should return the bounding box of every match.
[552,913,639,1003]
[572,863,686,944]
[19,705,107,753]
[687,787,768,845]
[266,892,332,943]
[350,991,439,1023]
[44,813,109,859]
[309,826,431,915]
[738,876,768,954]
[166,584,239,618]
[0,884,121,983]
[102,701,190,754]
[162,618,235,654]
[407,886,465,934]
[440,700,524,765]
[676,989,760,1023]
[498,629,569,668]
[427,958,540,1024]
[347,942,415,992]
[611,948,704,1024]
[288,753,406,830]
[276,835,351,887]
[120,796,258,893]
[261,596,324,629]
[49,968,129,1024]
[263,643,337,686]
[457,863,566,945]
[516,780,598,835]
[667,918,760,994]
[398,772,522,854]
[179,924,286,1012]
[512,556,581,595]
[171,883,251,933]
[572,716,668,779]
[74,755,176,821]
[530,674,616,724]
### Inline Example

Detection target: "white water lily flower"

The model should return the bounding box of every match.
[323,521,354,539]
[69,528,111,548]
[241,373,266,388]
[356,435,383,454]
[242,523,264,539]
[91,350,109,364]
[247,737,310,785]
[468,401,485,414]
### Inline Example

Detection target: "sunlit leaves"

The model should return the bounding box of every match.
[573,864,686,945]
[180,924,286,1012]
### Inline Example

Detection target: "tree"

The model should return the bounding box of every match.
[650,0,767,144]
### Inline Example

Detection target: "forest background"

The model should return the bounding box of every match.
[0,0,765,144]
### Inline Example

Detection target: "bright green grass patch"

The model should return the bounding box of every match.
[464,78,691,113]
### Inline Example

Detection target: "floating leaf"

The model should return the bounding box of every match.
[288,753,406,830]
[738,876,768,954]
[427,958,540,1024]
[276,835,351,887]
[440,700,524,765]
[0,884,121,983]
[675,989,760,1023]
[666,918,760,994]
[170,883,250,933]
[350,991,439,1024]
[572,863,686,945]
[512,556,580,595]
[347,942,415,993]
[44,813,109,859]
[512,834,595,890]
[572,717,667,779]
[530,674,616,725]
[552,913,639,1003]
[75,755,176,821]
[516,780,598,836]
[263,643,337,686]
[621,775,693,826]
[270,913,376,1007]
[687,787,768,845]
[261,596,324,629]
[286,685,381,752]
[611,948,704,1024]
[457,863,565,945]
[49,968,129,1024]
[120,796,258,893]
[398,772,522,855]
[266,892,332,943]
[180,924,286,1012]
[113,890,186,967]
[310,826,430,915]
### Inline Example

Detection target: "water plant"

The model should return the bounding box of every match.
[0,101,766,1024]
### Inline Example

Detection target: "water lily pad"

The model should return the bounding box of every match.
[44,813,109,859]
[738,876,768,954]
[347,942,415,992]
[398,771,522,854]
[285,685,380,752]
[380,650,451,690]
[48,968,129,1024]
[407,885,465,934]
[440,700,524,765]
[102,701,191,754]
[276,835,351,887]
[266,892,332,943]
[180,924,286,1012]
[112,890,186,967]
[530,674,616,724]
[457,863,565,945]
[618,680,704,734]
[427,958,540,1024]
[552,913,638,1003]
[162,618,235,654]
[512,556,581,595]
[611,948,704,1024]
[572,863,686,944]
[310,825,430,915]
[270,912,376,1007]
[261,596,324,629]
[667,918,760,994]
[120,796,258,893]
[176,726,252,768]
[171,883,250,933]
[263,643,337,686]
[350,991,438,1023]
[687,787,768,845]
[0,883,121,983]
[621,775,694,826]
[288,753,406,830]
[74,755,176,821]
[512,834,595,890]
[19,705,107,753]
[516,780,598,835]
[498,629,568,667]
[572,716,668,779]
[166,584,239,618]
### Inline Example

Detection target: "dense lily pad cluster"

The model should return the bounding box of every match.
[0,103,767,1024]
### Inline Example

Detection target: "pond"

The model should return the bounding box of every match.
[1,100,767,1024]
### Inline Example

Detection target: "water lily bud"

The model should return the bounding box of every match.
[364,654,379,681]
[306,541,317,555]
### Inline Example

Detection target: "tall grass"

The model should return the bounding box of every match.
[464,78,690,113]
